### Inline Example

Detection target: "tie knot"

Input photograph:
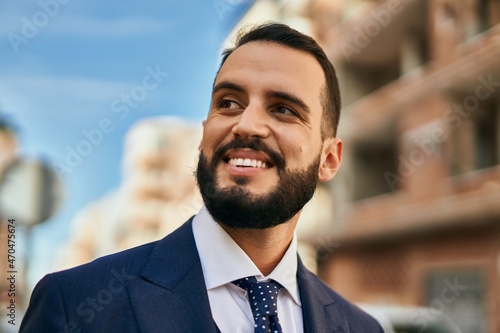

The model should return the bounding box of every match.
[232,277,282,318]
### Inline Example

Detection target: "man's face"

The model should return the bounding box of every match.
[197,42,341,229]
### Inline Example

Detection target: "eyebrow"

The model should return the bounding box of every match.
[213,80,310,113]
[266,91,310,113]
[212,81,246,96]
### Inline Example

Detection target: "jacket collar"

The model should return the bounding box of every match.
[126,217,342,333]
[127,218,219,332]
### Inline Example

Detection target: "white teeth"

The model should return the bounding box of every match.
[228,158,268,168]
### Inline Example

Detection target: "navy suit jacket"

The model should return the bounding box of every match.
[21,218,383,332]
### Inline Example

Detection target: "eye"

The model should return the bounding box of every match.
[272,105,298,117]
[217,99,240,109]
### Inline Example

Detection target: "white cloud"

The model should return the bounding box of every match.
[48,16,171,37]
[0,75,130,116]
[0,5,171,38]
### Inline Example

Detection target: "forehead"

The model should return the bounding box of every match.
[215,42,325,105]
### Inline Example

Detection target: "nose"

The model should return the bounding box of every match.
[231,102,270,139]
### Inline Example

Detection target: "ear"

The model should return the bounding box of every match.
[318,137,342,182]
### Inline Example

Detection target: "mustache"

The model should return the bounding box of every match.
[211,137,286,170]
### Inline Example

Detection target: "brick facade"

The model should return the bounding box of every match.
[310,0,500,332]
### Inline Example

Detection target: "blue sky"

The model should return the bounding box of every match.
[0,0,253,286]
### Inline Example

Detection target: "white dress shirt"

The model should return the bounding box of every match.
[192,206,304,333]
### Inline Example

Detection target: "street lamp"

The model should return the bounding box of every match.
[0,157,63,318]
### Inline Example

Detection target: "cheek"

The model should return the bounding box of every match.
[278,131,309,160]
[200,118,232,152]
[279,131,322,166]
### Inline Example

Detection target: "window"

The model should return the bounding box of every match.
[342,61,400,107]
[475,98,499,169]
[449,95,499,175]
[426,269,488,333]
[478,0,490,33]
[352,139,398,200]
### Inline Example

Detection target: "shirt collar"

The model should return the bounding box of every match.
[192,206,301,306]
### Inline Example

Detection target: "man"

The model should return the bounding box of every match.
[21,23,383,332]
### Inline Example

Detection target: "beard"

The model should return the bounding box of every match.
[195,137,321,229]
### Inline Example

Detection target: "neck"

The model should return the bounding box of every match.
[220,216,299,276]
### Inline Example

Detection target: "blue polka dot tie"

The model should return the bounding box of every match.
[232,276,283,333]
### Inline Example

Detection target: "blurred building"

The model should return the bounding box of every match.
[299,1,500,333]
[0,117,16,174]
[58,117,203,268]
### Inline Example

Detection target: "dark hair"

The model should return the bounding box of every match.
[217,22,341,138]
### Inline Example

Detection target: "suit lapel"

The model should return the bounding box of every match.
[297,257,338,333]
[127,219,218,333]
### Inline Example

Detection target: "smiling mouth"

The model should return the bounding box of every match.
[225,157,269,168]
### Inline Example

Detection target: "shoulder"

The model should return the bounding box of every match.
[55,241,156,285]
[21,218,200,332]
[21,241,160,332]
[50,217,195,288]
[47,242,158,293]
